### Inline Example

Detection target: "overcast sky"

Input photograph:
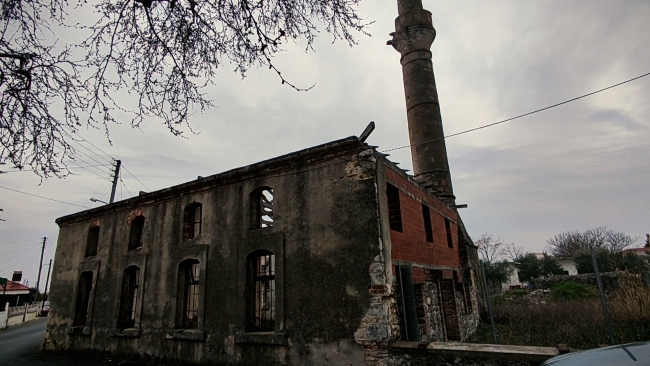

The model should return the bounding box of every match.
[1,0,649,289]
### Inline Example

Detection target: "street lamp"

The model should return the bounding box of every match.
[90,198,108,204]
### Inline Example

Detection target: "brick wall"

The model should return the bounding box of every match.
[384,167,460,268]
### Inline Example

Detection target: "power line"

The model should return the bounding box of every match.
[69,138,113,164]
[0,238,42,246]
[120,177,132,198]
[0,243,41,265]
[121,163,150,191]
[0,185,86,208]
[381,71,650,153]
[74,133,115,161]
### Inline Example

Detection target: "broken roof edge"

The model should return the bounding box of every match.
[56,136,368,226]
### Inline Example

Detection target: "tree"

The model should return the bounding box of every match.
[546,226,638,257]
[574,250,648,274]
[483,261,512,292]
[476,233,505,264]
[0,0,369,177]
[501,242,524,262]
[516,253,565,282]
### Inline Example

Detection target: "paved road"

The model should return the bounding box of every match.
[0,318,120,366]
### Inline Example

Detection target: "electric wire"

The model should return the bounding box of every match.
[120,163,150,191]
[0,243,42,265]
[0,185,86,208]
[69,138,113,164]
[381,71,650,153]
[120,176,132,198]
[73,133,115,161]
[0,238,42,246]
[67,150,114,175]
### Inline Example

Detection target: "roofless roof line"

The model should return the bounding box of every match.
[56,136,368,226]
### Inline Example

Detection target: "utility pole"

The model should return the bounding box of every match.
[35,237,46,300]
[109,159,122,204]
[41,259,52,308]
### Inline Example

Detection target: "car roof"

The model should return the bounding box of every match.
[542,342,650,366]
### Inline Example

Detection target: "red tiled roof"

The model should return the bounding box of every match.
[2,280,30,291]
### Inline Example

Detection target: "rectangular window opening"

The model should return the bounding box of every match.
[422,204,433,243]
[445,218,453,248]
[386,184,403,232]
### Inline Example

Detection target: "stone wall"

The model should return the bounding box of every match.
[46,138,382,366]
[419,282,444,342]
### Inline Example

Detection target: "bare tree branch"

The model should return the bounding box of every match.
[0,0,371,177]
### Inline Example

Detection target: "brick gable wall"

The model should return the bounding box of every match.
[384,167,461,269]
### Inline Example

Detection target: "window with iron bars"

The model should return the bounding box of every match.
[248,251,275,331]
[181,260,200,329]
[117,266,140,329]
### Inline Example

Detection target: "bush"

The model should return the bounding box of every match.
[506,289,528,298]
[551,282,591,300]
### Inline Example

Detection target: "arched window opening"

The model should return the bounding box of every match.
[252,187,274,228]
[85,226,100,257]
[73,271,94,326]
[117,266,140,329]
[180,259,200,329]
[128,216,145,250]
[183,203,202,240]
[246,250,275,331]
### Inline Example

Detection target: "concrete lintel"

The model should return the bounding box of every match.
[424,342,560,357]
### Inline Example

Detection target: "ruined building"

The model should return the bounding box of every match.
[45,0,481,364]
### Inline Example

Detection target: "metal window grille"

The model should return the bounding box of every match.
[118,267,139,328]
[193,205,202,238]
[253,253,275,331]
[422,204,433,242]
[258,189,274,228]
[183,262,200,328]
[396,265,420,342]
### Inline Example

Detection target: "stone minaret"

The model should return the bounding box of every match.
[389,0,455,204]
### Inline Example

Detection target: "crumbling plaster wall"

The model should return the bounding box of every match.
[46,141,384,366]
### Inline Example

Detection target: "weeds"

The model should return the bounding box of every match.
[468,275,650,349]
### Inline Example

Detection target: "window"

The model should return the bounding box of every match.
[247,251,275,331]
[252,187,274,228]
[128,216,145,250]
[445,218,453,248]
[386,184,402,232]
[117,266,140,329]
[73,272,93,326]
[85,226,100,257]
[422,204,433,243]
[183,203,202,240]
[180,259,200,329]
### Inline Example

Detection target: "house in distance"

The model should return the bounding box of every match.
[45,0,481,365]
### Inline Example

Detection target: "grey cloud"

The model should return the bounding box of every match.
[590,109,645,131]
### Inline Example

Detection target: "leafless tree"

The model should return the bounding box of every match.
[1,0,370,177]
[501,242,524,262]
[475,233,505,264]
[547,226,638,257]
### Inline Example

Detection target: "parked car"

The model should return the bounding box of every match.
[40,301,50,316]
[542,341,650,366]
